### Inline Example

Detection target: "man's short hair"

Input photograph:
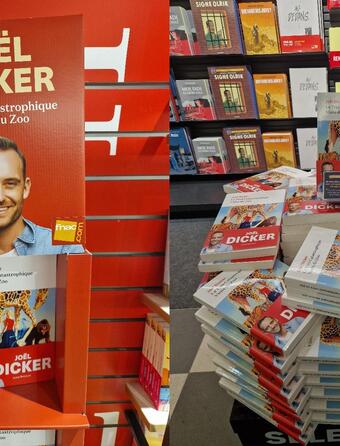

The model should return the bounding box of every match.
[0,136,26,178]
[322,161,333,170]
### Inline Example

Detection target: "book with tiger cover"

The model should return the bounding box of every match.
[208,66,258,120]
[0,255,56,388]
[223,127,267,174]
[170,6,194,56]
[189,0,243,55]
[253,74,292,119]
[238,2,281,55]
[199,189,285,262]
[262,132,297,170]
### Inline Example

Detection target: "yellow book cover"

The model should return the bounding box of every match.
[336,82,340,93]
[254,74,291,119]
[262,132,296,169]
[239,2,280,55]
[329,27,340,51]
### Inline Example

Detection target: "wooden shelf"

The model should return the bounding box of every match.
[0,381,88,430]
[142,293,170,323]
[126,382,169,432]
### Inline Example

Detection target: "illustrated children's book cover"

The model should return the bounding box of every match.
[262,132,296,170]
[0,255,56,388]
[0,16,85,252]
[176,79,216,120]
[170,6,194,56]
[253,74,291,119]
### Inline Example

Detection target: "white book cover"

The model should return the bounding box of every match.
[283,294,340,319]
[297,128,318,170]
[289,68,328,118]
[0,430,55,445]
[200,189,286,262]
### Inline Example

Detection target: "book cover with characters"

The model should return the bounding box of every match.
[176,79,216,120]
[0,255,56,388]
[0,16,85,255]
[170,6,194,56]
[262,132,297,169]
[253,74,292,119]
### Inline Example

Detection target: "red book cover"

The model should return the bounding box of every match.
[328,0,340,9]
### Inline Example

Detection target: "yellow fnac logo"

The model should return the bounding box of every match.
[54,219,78,242]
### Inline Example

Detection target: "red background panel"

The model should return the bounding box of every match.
[85,90,169,132]
[88,351,141,376]
[85,427,132,446]
[92,256,164,288]
[85,138,169,176]
[90,290,149,319]
[86,180,169,216]
[87,377,136,402]
[89,322,145,349]
[1,0,169,82]
[86,219,167,252]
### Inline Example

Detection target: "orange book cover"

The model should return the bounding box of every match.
[253,74,291,119]
[0,16,85,256]
[262,132,297,169]
[239,2,281,55]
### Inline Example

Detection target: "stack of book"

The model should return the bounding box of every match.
[281,178,340,265]
[194,260,319,444]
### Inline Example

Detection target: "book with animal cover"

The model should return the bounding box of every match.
[289,68,328,118]
[223,166,310,194]
[276,0,324,53]
[329,27,340,68]
[223,127,267,174]
[238,2,281,55]
[192,137,230,174]
[189,0,243,55]
[187,10,201,54]
[317,93,340,200]
[0,255,56,387]
[253,74,292,119]
[285,176,317,201]
[297,128,318,170]
[198,255,276,272]
[170,6,194,56]
[170,128,197,175]
[200,190,285,261]
[262,132,297,170]
[0,16,85,255]
[208,66,258,120]
[176,79,216,121]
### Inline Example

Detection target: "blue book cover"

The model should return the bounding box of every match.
[170,128,197,175]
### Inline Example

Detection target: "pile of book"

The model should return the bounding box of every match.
[139,313,170,411]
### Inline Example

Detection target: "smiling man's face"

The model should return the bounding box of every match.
[0,149,31,231]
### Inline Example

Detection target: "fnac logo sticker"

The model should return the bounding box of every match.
[52,218,85,245]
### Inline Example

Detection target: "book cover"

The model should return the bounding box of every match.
[289,68,328,118]
[297,128,318,169]
[200,190,285,261]
[317,93,340,200]
[0,16,85,255]
[253,74,292,119]
[283,199,340,227]
[176,79,216,121]
[170,6,194,56]
[223,127,267,174]
[0,255,56,387]
[208,66,258,120]
[238,2,281,55]
[192,137,230,174]
[187,10,201,54]
[286,176,317,201]
[329,27,340,68]
[189,0,243,55]
[277,0,324,53]
[170,128,197,175]
[262,132,297,169]
[223,166,310,193]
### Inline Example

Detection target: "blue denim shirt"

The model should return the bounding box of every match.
[13,218,84,256]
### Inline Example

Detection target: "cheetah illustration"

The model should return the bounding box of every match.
[320,317,340,344]
[243,302,271,330]
[0,288,48,329]
[227,282,266,316]
[249,270,280,280]
[322,245,340,277]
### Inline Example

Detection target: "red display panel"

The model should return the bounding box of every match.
[87,377,136,402]
[92,256,164,288]
[85,427,132,446]
[85,138,168,176]
[89,321,145,349]
[90,290,149,319]
[87,403,131,425]
[0,0,169,82]
[86,180,169,216]
[85,90,169,132]
[86,219,167,252]
[88,351,141,376]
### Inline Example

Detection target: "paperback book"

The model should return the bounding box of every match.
[262,132,297,170]
[170,6,194,56]
[192,137,230,174]
[200,190,285,261]
[238,2,281,55]
[198,255,276,273]
[176,79,216,120]
[189,0,243,55]
[223,127,267,174]
[297,128,318,170]
[253,74,292,119]
[170,128,197,175]
[208,66,258,120]
[329,27,340,69]
[187,10,201,54]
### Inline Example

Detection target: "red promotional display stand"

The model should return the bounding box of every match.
[0,253,92,446]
